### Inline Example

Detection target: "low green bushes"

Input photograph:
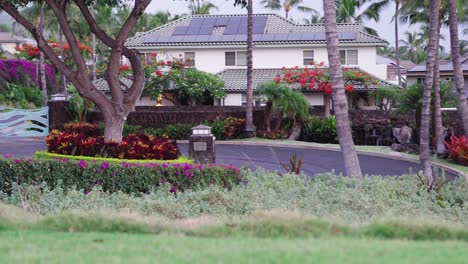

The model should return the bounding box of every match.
[0,156,243,195]
[120,117,245,140]
[256,129,289,139]
[303,116,338,143]
[1,169,466,224]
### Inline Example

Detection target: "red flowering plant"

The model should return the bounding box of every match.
[445,135,468,166]
[15,40,92,65]
[274,61,373,95]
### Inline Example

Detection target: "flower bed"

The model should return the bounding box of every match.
[256,130,289,140]
[445,136,468,166]
[0,156,243,194]
[46,129,180,160]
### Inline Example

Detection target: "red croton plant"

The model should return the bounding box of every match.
[273,61,377,95]
[445,135,468,166]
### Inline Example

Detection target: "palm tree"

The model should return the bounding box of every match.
[260,0,314,20]
[302,9,324,24]
[335,0,385,35]
[323,0,362,177]
[189,0,218,15]
[447,0,468,137]
[39,1,47,106]
[377,46,396,58]
[245,0,255,137]
[419,0,441,184]
[399,31,425,63]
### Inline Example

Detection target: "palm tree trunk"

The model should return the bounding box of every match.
[447,0,468,138]
[39,1,47,106]
[92,5,97,82]
[265,100,272,131]
[433,20,445,156]
[244,0,255,137]
[395,1,402,86]
[323,0,362,177]
[420,0,441,183]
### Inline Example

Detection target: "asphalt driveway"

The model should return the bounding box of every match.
[0,137,457,178]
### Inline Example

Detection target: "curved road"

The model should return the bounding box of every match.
[0,137,457,178]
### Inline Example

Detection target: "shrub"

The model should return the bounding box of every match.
[303,116,338,143]
[0,83,42,109]
[0,157,243,195]
[225,117,246,139]
[46,130,180,160]
[63,122,100,137]
[256,129,288,140]
[445,135,468,166]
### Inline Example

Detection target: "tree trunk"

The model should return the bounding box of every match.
[323,0,362,177]
[265,100,272,131]
[91,5,97,82]
[420,0,441,183]
[395,1,402,86]
[433,21,445,156]
[39,2,47,106]
[244,0,255,137]
[324,94,331,117]
[447,0,468,138]
[59,29,67,95]
[103,113,125,142]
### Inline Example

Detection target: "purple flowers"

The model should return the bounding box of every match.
[14,159,21,164]
[2,154,12,159]
[78,160,87,169]
[101,161,110,170]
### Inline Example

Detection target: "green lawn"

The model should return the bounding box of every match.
[1,230,467,264]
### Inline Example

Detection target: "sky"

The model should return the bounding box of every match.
[146,0,467,50]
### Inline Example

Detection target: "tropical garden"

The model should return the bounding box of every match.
[0,0,467,262]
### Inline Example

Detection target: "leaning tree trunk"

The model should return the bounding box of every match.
[39,2,47,106]
[59,29,67,94]
[447,0,468,138]
[323,0,362,177]
[244,0,255,137]
[395,1,402,86]
[420,0,441,183]
[433,19,445,156]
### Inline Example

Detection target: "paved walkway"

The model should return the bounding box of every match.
[0,137,457,178]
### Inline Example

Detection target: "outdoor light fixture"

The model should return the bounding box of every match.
[50,93,67,101]
[192,125,212,135]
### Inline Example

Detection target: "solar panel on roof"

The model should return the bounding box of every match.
[142,35,159,43]
[287,33,302,41]
[224,17,242,35]
[169,36,185,43]
[300,33,315,41]
[182,35,196,42]
[221,35,236,42]
[195,35,211,42]
[173,26,189,36]
[198,25,213,35]
[237,24,247,34]
[339,32,356,40]
[190,18,204,25]
[274,33,289,41]
[234,34,246,41]
[186,26,201,35]
[260,34,275,41]
[215,17,229,26]
[202,17,217,26]
[315,32,326,40]
[158,36,171,42]
[253,34,262,41]
[240,17,247,24]
[209,35,223,42]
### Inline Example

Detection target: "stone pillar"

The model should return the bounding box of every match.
[189,125,215,164]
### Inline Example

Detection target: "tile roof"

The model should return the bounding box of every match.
[216,67,395,92]
[408,56,468,73]
[126,14,387,48]
[92,77,133,92]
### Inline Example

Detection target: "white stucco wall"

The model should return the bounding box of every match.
[304,93,324,106]
[0,43,18,54]
[223,93,242,106]
[137,45,386,80]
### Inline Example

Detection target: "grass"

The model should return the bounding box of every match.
[1,229,467,264]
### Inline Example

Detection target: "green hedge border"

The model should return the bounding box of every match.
[35,151,193,164]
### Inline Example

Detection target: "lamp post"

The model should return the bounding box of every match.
[189,125,215,164]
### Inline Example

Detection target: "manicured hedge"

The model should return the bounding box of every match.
[35,151,193,164]
[0,157,244,195]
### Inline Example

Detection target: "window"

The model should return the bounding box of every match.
[417,77,425,84]
[340,50,358,65]
[387,66,396,80]
[184,52,195,67]
[303,50,314,65]
[225,51,247,66]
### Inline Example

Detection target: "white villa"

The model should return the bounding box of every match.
[118,14,395,107]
